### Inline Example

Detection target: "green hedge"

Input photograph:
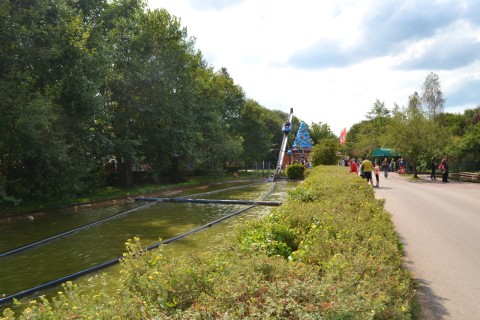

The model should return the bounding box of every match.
[2,166,416,319]
[286,163,305,180]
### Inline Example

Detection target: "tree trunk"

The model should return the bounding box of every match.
[413,159,418,178]
[117,156,133,188]
[170,157,186,182]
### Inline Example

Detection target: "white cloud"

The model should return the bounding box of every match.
[148,0,480,135]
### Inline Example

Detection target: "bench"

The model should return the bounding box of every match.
[459,172,480,182]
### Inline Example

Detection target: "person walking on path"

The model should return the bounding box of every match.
[381,158,389,178]
[440,155,449,182]
[398,157,406,174]
[430,157,437,180]
[374,161,380,187]
[349,158,358,174]
[357,158,363,177]
[361,157,374,187]
[390,158,396,172]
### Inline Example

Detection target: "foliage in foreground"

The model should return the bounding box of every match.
[2,166,416,319]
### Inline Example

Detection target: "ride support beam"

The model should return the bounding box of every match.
[273,107,294,180]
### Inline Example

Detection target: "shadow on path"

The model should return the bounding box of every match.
[415,277,450,320]
[397,233,450,320]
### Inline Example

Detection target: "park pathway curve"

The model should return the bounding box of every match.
[374,173,480,319]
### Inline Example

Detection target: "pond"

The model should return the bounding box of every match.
[0,180,296,309]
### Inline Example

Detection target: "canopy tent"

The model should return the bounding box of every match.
[371,148,400,158]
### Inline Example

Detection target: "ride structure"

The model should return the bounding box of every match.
[291,121,313,164]
[270,108,294,181]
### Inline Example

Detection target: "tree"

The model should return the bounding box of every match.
[189,66,244,177]
[261,109,291,162]
[408,92,422,112]
[366,99,391,121]
[308,122,336,145]
[343,120,378,157]
[343,99,393,158]
[445,106,480,163]
[384,92,445,178]
[310,139,338,166]
[237,100,271,168]
[0,0,107,200]
[421,72,445,118]
[131,8,203,182]
[461,123,480,160]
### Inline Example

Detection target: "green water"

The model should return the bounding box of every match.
[0,180,295,305]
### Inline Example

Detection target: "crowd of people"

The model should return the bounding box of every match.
[341,154,450,187]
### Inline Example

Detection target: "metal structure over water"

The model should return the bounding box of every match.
[271,108,294,181]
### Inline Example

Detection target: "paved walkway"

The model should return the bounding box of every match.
[373,173,480,319]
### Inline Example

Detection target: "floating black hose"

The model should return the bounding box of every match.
[135,198,281,206]
[0,181,278,305]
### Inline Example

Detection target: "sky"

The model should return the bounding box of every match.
[148,0,480,135]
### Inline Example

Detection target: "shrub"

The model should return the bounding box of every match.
[286,163,305,180]
[310,138,339,165]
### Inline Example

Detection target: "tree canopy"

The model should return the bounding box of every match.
[0,0,290,203]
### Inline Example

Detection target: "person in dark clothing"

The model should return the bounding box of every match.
[381,158,389,178]
[431,157,437,180]
[440,155,449,182]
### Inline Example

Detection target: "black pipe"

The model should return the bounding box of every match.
[135,197,281,206]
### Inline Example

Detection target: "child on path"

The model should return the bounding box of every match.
[374,161,380,187]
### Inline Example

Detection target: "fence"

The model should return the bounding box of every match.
[449,159,480,173]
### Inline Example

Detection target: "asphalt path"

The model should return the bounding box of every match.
[374,173,480,319]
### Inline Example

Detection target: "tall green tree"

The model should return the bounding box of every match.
[344,99,392,158]
[190,66,244,176]
[309,122,336,145]
[310,138,338,166]
[130,8,202,182]
[0,0,106,200]
[421,72,445,118]
[261,109,290,162]
[237,100,271,168]
[366,99,391,121]
[445,106,480,164]
[366,99,392,147]
[385,92,445,178]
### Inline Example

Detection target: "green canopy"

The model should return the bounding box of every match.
[371,148,399,158]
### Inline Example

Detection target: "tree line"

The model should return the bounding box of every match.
[0,0,299,203]
[340,73,480,177]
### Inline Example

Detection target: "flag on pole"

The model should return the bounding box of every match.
[339,128,347,145]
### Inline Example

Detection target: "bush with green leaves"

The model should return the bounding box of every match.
[310,138,339,165]
[3,166,416,319]
[286,163,305,180]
